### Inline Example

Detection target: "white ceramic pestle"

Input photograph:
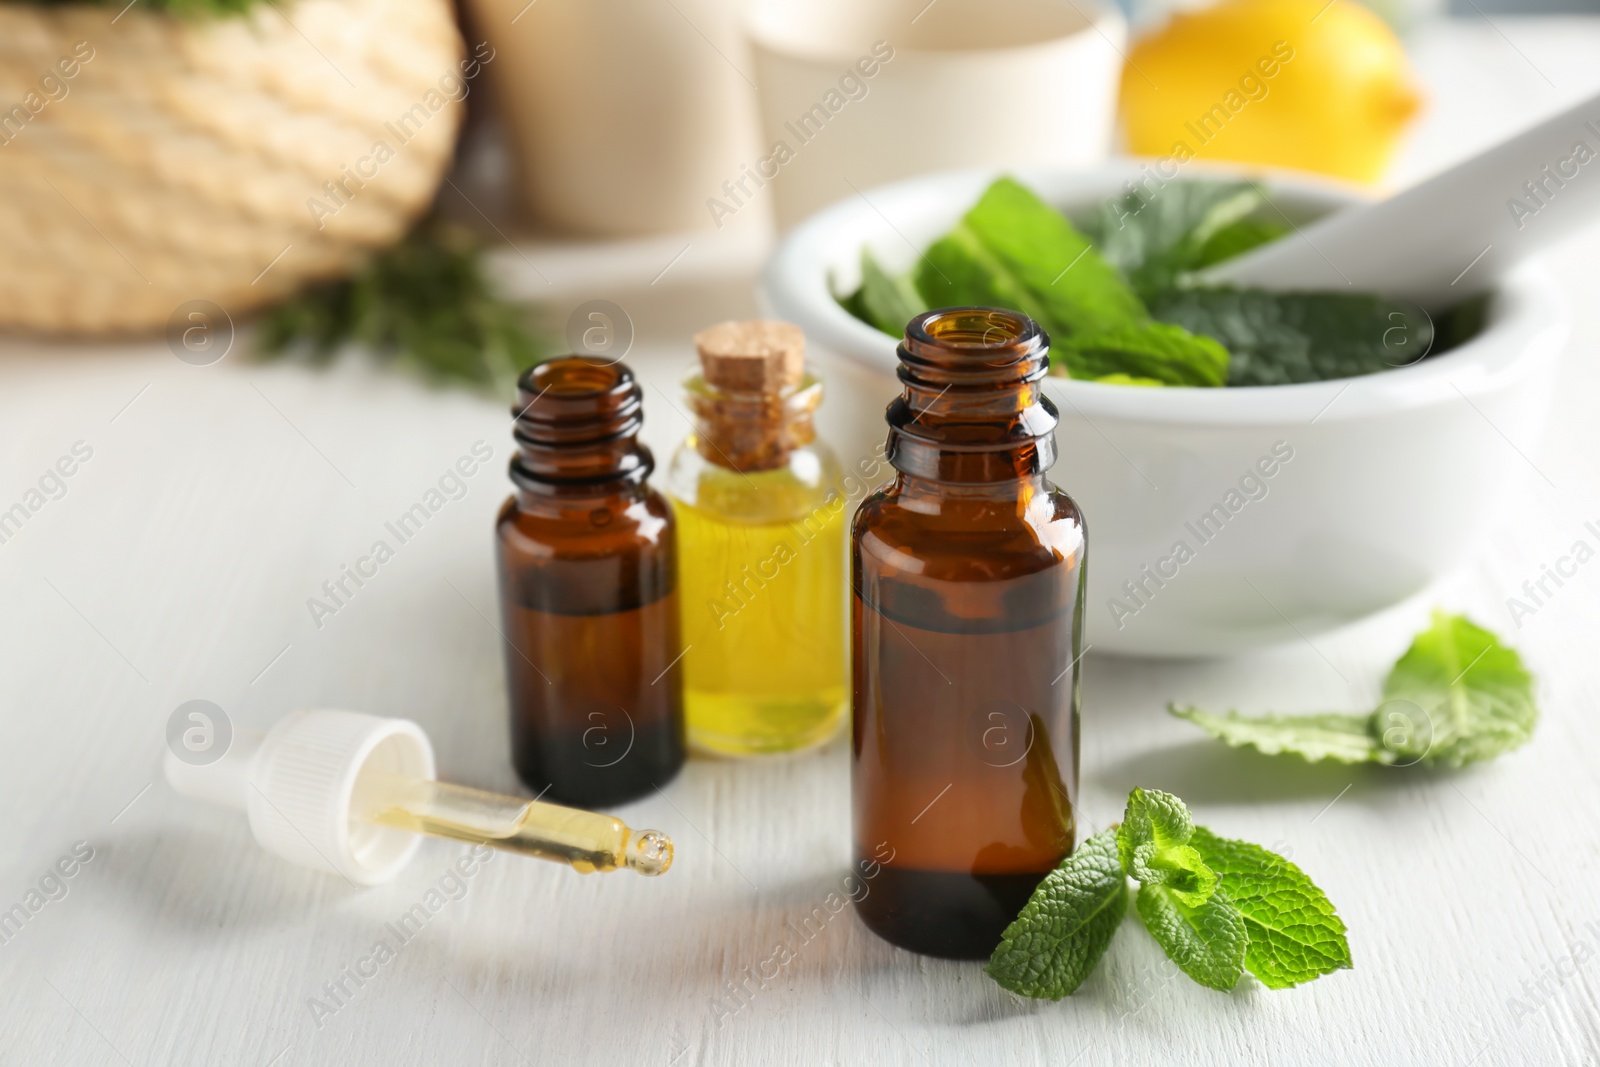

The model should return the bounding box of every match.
[1200,89,1600,307]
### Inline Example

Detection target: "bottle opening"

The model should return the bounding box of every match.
[908,308,1040,352]
[527,357,630,398]
[888,306,1057,480]
[513,357,642,433]
[509,357,649,488]
[898,307,1049,388]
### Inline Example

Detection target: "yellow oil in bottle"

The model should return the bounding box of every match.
[666,320,850,757]
[674,489,848,755]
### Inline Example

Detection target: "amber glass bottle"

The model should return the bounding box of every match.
[495,357,686,807]
[852,308,1085,960]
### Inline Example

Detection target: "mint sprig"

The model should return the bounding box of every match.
[988,788,1351,999]
[1172,612,1536,769]
[1117,787,1215,907]
[1136,884,1247,992]
[986,828,1128,999]
[1189,828,1352,989]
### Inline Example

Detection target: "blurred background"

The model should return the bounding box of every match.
[1,0,1595,382]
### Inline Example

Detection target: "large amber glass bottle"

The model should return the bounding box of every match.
[852,308,1085,959]
[666,321,849,756]
[495,357,686,807]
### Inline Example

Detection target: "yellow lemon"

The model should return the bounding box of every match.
[1119,0,1423,183]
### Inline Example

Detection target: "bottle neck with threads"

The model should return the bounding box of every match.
[687,320,819,475]
[509,357,653,506]
[886,307,1057,491]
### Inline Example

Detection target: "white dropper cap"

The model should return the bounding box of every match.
[163,708,434,886]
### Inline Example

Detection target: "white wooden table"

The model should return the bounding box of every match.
[3,19,1600,1067]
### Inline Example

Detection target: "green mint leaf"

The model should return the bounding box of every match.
[1135,884,1247,992]
[958,176,1147,337]
[1086,181,1266,300]
[855,248,929,337]
[1168,706,1380,764]
[914,177,1147,355]
[836,281,873,326]
[1169,613,1536,769]
[1117,788,1216,907]
[917,223,1055,329]
[986,828,1129,999]
[1188,827,1352,989]
[1193,217,1289,269]
[1147,287,1434,387]
[876,177,1227,386]
[1132,843,1217,906]
[1377,611,1536,768]
[1058,322,1228,387]
[1118,787,1195,864]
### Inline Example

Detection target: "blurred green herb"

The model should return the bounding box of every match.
[257,221,544,393]
[1059,322,1228,388]
[1083,181,1283,301]
[1099,181,1436,385]
[918,176,1148,339]
[1149,287,1434,386]
[1433,292,1492,351]
[842,177,1226,386]
[1193,217,1290,270]
[854,248,927,337]
[836,175,1483,389]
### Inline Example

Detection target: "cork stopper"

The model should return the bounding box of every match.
[693,320,805,394]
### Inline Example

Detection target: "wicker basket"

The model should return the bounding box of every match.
[0,0,464,334]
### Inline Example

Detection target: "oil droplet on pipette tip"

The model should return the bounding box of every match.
[627,830,674,876]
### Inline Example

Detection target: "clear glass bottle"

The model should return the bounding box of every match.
[851,308,1086,959]
[666,321,849,756]
[495,357,686,806]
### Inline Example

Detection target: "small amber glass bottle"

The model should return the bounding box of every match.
[852,308,1085,959]
[495,357,686,807]
[666,321,849,756]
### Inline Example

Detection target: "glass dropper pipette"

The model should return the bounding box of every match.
[353,771,672,875]
[163,708,673,884]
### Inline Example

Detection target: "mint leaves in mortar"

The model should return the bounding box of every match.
[837,175,1448,388]
[847,178,1229,387]
[1172,612,1537,768]
[987,788,1351,998]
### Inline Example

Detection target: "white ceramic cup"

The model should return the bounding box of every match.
[743,0,1126,232]
[465,0,763,236]
[758,164,1568,656]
